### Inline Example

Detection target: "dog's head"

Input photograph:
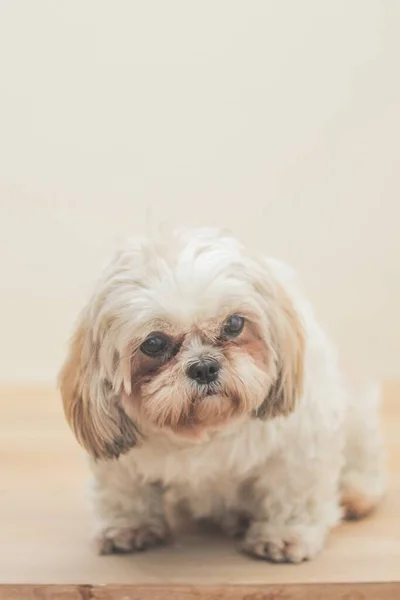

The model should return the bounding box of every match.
[59,228,304,459]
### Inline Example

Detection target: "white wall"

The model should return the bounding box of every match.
[0,1,399,382]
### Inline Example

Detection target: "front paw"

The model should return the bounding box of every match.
[96,521,170,555]
[242,522,324,563]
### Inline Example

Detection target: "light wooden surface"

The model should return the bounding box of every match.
[1,384,399,599]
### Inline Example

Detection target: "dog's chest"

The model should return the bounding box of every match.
[128,418,280,487]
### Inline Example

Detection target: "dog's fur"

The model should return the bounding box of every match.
[59,227,385,562]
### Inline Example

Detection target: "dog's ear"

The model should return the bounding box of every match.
[59,316,139,460]
[252,262,305,420]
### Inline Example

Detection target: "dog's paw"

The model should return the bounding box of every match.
[242,522,324,563]
[96,522,170,555]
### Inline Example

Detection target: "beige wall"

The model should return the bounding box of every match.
[0,1,399,382]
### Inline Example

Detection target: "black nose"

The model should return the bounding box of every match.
[187,359,220,385]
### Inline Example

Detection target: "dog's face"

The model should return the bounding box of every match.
[125,304,271,438]
[59,228,304,459]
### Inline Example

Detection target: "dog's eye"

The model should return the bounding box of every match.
[140,334,169,357]
[223,315,245,337]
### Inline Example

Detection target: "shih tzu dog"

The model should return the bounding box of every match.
[59,227,385,562]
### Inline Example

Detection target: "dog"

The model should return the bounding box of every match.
[59,227,385,562]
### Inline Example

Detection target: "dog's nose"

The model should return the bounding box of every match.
[187,359,220,385]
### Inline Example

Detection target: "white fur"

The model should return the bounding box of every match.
[60,228,385,562]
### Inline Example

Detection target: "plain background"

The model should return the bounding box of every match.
[0,1,399,383]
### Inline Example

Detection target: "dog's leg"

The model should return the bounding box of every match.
[241,450,343,563]
[341,381,386,519]
[90,459,169,555]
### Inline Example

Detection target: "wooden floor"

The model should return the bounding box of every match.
[1,384,399,599]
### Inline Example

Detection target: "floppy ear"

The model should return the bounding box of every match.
[253,263,305,420]
[58,316,139,460]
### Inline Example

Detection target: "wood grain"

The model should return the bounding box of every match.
[0,383,399,598]
[1,584,400,600]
